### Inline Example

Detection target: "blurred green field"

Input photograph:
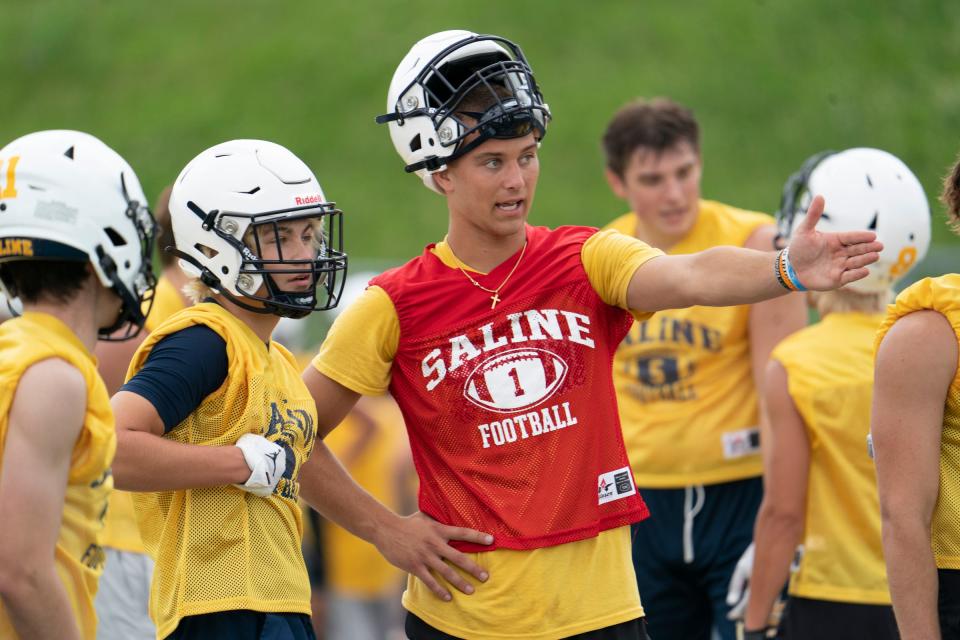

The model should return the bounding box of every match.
[1,0,957,276]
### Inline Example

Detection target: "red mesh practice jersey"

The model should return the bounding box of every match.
[371,225,649,551]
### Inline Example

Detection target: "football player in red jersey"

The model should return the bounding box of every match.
[299,30,884,640]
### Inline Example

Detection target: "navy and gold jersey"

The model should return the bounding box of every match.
[127,303,316,639]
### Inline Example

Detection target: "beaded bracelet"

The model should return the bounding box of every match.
[774,248,807,292]
[782,247,808,291]
[774,249,791,290]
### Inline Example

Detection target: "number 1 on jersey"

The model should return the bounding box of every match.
[508,367,525,396]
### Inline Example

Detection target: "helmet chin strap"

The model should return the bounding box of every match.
[165,247,314,318]
[95,244,153,340]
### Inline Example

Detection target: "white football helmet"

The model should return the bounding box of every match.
[377,29,551,193]
[168,139,347,318]
[776,147,931,293]
[0,130,157,338]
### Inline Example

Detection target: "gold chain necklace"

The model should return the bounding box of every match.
[450,241,528,309]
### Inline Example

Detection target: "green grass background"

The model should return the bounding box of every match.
[1,0,957,278]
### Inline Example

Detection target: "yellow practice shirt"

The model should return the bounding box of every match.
[773,312,891,604]
[875,274,960,569]
[606,200,773,487]
[313,229,663,639]
[101,274,187,554]
[128,303,316,639]
[0,313,116,640]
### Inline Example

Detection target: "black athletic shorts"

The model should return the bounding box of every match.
[405,612,650,639]
[165,610,315,640]
[777,596,898,640]
[939,568,960,639]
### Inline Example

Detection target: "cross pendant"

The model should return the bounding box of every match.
[490,292,501,309]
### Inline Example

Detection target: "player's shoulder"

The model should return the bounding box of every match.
[22,356,86,389]
[600,212,636,235]
[700,199,773,227]
[14,357,88,428]
[895,274,960,313]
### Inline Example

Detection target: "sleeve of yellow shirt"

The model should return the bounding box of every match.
[311,285,399,395]
[581,228,664,322]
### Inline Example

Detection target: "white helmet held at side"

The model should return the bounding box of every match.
[776,147,931,293]
[377,29,551,194]
[168,139,347,318]
[0,130,157,338]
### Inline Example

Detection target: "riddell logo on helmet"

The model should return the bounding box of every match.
[295,194,323,206]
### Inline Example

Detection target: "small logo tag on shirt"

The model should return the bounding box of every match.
[598,466,637,505]
[722,427,761,459]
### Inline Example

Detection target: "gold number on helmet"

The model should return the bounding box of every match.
[889,246,917,277]
[0,156,19,199]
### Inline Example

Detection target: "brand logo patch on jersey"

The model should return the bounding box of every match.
[721,427,760,459]
[598,466,636,505]
[464,347,568,413]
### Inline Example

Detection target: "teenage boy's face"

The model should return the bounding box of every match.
[253,218,320,292]
[606,140,702,243]
[435,133,540,240]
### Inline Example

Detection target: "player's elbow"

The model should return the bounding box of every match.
[879,495,932,546]
[758,499,805,541]
[0,550,45,604]
[110,428,141,490]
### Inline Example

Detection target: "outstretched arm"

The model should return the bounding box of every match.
[873,310,957,640]
[0,359,87,640]
[627,196,882,312]
[301,367,493,601]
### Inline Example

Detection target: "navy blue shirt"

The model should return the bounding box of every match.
[121,325,229,434]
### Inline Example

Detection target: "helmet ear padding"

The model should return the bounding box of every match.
[775,148,932,293]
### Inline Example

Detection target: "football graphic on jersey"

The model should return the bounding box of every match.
[464,348,568,413]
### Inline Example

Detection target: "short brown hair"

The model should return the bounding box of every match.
[456,82,513,120]
[154,185,176,268]
[941,153,960,233]
[0,260,88,304]
[602,97,700,177]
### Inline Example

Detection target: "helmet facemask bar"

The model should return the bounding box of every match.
[774,150,835,248]
[187,202,347,318]
[97,172,158,341]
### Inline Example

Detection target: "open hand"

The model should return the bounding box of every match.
[373,511,493,601]
[787,195,884,290]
